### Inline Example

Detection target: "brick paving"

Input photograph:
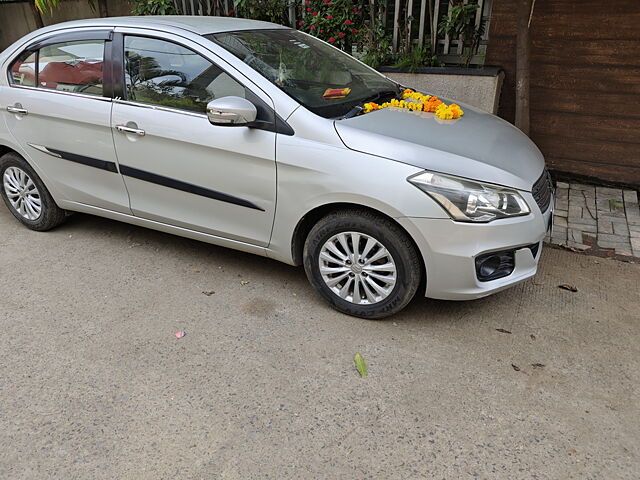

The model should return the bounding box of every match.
[546,181,640,258]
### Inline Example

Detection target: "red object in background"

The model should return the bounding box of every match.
[38,61,102,89]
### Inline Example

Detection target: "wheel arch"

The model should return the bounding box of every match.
[0,141,67,206]
[290,202,425,285]
[0,143,17,160]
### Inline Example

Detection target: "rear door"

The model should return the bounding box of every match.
[1,30,131,213]
[110,31,277,246]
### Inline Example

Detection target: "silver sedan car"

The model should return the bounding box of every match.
[0,16,553,318]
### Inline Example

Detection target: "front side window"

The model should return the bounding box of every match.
[124,36,245,114]
[38,40,104,95]
[206,29,400,118]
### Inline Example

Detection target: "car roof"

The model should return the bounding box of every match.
[39,15,289,35]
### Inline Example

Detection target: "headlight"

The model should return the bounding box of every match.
[408,171,530,222]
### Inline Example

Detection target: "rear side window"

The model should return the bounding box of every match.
[7,39,105,96]
[124,36,245,114]
[9,51,37,87]
[38,40,104,95]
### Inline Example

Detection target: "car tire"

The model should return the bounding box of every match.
[0,152,66,231]
[303,209,422,319]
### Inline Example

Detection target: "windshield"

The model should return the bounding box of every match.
[205,29,400,118]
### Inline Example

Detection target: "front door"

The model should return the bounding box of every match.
[110,33,277,247]
[1,32,131,214]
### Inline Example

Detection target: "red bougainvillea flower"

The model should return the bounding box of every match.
[310,25,315,30]
[320,29,324,33]
[328,37,336,43]
[306,7,311,11]
[326,15,332,19]
[226,9,234,15]
[298,20,303,26]
[305,0,309,4]
[345,19,352,25]
[352,29,358,35]
[312,11,318,15]
[338,31,345,38]
[353,7,358,13]
[324,0,330,3]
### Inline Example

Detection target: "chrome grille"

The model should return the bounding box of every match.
[532,170,553,213]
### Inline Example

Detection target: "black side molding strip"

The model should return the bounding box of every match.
[31,144,264,211]
[46,147,118,173]
[119,165,265,212]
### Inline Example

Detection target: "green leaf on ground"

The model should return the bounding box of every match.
[354,353,368,378]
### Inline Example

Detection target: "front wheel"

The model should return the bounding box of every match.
[303,210,422,319]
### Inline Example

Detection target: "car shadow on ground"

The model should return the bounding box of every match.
[53,212,494,322]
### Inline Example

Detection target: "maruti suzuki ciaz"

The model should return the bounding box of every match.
[0,16,553,318]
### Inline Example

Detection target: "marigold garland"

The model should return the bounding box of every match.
[362,89,464,120]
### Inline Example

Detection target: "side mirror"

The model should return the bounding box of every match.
[206,96,257,126]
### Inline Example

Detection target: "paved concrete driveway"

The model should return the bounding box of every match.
[1,207,639,480]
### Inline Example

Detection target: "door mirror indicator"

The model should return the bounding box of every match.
[206,97,257,126]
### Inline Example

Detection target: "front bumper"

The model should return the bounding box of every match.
[397,199,553,300]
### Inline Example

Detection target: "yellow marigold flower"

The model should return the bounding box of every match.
[359,89,464,120]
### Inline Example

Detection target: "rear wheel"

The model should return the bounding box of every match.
[0,152,66,231]
[303,209,422,319]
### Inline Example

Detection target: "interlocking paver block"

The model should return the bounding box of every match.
[566,241,591,251]
[572,183,596,192]
[623,189,638,205]
[568,223,597,233]
[569,229,583,243]
[596,186,624,198]
[554,216,568,228]
[570,217,597,226]
[598,233,630,244]
[568,206,583,218]
[597,219,613,234]
[569,192,586,205]
[599,210,626,219]
[613,222,629,236]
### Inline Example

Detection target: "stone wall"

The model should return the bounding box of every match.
[381,69,504,114]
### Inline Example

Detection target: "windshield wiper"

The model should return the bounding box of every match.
[339,89,401,120]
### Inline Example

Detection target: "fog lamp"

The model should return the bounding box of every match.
[475,250,515,282]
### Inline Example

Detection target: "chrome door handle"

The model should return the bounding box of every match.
[115,124,145,136]
[7,105,28,115]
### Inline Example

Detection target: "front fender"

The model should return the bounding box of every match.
[267,135,448,264]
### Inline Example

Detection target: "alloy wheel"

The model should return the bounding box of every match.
[318,231,397,305]
[3,166,42,221]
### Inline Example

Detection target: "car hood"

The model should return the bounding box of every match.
[334,104,545,191]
